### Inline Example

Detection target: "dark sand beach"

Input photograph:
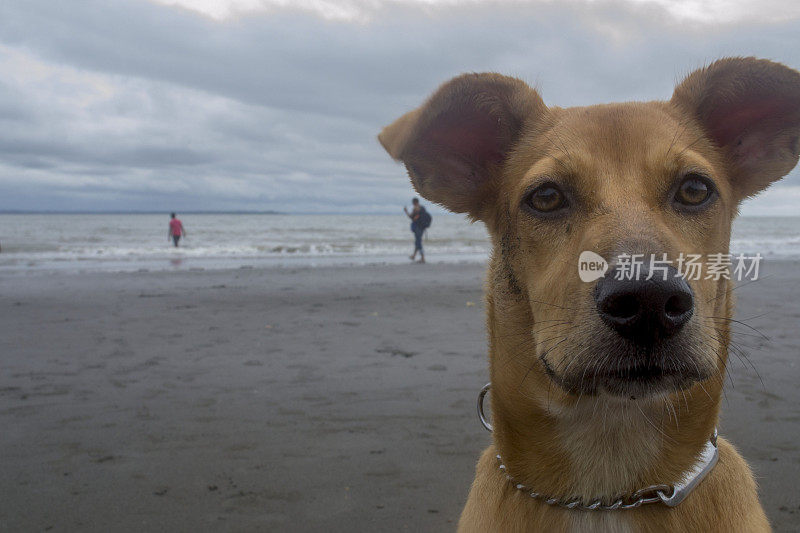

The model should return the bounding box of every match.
[1,262,798,532]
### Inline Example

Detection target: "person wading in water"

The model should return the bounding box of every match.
[168,213,186,247]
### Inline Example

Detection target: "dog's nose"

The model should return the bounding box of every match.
[594,265,693,342]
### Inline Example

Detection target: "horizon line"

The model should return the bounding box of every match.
[0,210,797,218]
[0,209,438,216]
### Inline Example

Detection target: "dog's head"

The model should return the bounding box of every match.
[379,58,800,403]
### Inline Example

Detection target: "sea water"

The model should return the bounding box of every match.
[0,213,797,274]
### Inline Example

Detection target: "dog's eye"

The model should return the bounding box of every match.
[673,174,715,208]
[524,183,568,214]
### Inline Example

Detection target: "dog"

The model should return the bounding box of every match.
[379,57,800,531]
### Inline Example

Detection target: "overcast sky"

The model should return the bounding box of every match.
[1,0,800,214]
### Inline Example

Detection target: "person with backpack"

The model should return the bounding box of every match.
[404,197,431,263]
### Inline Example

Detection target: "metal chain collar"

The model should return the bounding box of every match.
[477,382,719,511]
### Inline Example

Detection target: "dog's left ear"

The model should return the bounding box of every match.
[378,73,546,217]
[671,57,800,199]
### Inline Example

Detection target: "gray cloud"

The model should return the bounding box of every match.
[0,0,799,213]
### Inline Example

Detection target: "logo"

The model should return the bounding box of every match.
[578,251,608,282]
[577,251,763,282]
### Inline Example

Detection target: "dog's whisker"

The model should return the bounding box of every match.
[704,275,773,304]
[699,327,766,391]
[496,323,581,369]
[706,338,737,390]
[525,299,580,311]
[675,133,707,159]
[519,336,571,390]
[634,398,676,444]
[665,117,690,159]
[701,315,770,340]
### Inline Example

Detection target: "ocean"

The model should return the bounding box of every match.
[0,213,798,274]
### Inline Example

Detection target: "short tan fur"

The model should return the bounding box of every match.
[379,58,800,532]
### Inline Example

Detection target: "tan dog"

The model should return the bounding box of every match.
[379,58,800,532]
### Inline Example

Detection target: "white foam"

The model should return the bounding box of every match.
[1,214,797,274]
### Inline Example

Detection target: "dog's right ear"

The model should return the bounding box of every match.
[378,73,546,217]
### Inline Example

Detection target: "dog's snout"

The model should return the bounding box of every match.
[594,265,693,342]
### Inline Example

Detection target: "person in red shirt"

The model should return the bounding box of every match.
[168,213,186,247]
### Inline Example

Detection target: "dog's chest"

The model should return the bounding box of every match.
[567,513,634,533]
[554,401,664,497]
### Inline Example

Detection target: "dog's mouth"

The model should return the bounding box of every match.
[541,348,710,398]
[593,363,705,397]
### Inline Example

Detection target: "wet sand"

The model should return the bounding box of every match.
[0,262,798,531]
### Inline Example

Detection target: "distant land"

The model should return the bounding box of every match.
[0,210,284,215]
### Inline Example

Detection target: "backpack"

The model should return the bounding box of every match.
[418,207,432,230]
